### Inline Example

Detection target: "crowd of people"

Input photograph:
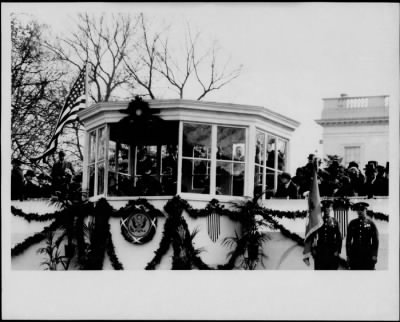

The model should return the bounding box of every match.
[275,154,389,199]
[11,151,81,201]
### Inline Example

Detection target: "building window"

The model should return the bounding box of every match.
[181,123,212,194]
[87,126,107,197]
[216,126,246,196]
[254,130,288,199]
[181,122,246,196]
[344,146,360,167]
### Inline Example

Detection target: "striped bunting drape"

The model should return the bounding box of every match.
[334,208,348,237]
[207,212,220,243]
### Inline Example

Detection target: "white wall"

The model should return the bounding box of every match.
[322,124,389,166]
[11,198,389,270]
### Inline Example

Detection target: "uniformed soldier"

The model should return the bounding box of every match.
[346,202,379,270]
[311,200,342,270]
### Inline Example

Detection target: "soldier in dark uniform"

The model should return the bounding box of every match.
[311,200,342,270]
[346,202,379,270]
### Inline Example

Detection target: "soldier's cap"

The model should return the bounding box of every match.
[58,151,65,157]
[351,202,369,211]
[321,200,333,208]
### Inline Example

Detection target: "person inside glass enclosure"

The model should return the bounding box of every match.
[135,161,162,196]
[11,158,24,201]
[346,202,379,270]
[51,150,75,194]
[311,200,342,270]
[274,172,298,199]
[233,144,245,161]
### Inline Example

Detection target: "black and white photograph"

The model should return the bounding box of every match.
[2,2,399,320]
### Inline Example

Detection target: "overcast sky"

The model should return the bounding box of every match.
[4,2,399,173]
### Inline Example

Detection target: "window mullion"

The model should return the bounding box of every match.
[177,121,183,194]
[262,133,267,199]
[94,128,98,196]
[210,125,217,196]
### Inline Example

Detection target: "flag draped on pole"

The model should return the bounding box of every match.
[303,159,323,259]
[31,64,87,162]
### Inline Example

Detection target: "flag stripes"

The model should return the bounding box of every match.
[207,212,220,243]
[334,208,348,237]
[31,65,87,162]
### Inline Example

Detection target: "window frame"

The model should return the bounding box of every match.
[87,124,108,198]
[254,127,289,200]
[179,121,249,199]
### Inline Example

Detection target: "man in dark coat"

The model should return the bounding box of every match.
[24,169,40,199]
[11,159,24,200]
[51,151,75,194]
[311,200,342,270]
[346,202,379,270]
[275,172,298,199]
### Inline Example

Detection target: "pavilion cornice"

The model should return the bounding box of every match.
[315,117,389,126]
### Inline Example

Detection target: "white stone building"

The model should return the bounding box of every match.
[315,94,389,168]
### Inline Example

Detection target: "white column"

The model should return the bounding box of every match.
[246,125,256,198]
[210,124,217,196]
[177,121,183,195]
[81,131,89,193]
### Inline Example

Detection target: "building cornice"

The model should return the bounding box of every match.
[78,99,301,132]
[315,117,389,126]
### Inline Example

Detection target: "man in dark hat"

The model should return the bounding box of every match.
[11,158,24,200]
[51,150,75,194]
[275,172,298,199]
[311,200,342,270]
[346,202,379,270]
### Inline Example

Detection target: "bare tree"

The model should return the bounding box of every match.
[123,14,243,100]
[46,13,138,102]
[11,14,68,173]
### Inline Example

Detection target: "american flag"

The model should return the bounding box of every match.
[31,64,87,162]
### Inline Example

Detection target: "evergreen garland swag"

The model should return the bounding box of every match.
[11,195,387,270]
[146,196,212,270]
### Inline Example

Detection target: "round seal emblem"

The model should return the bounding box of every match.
[121,211,157,244]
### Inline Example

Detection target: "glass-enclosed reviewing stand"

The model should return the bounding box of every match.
[77,98,300,202]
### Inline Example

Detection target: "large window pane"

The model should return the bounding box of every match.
[217,127,246,161]
[266,135,276,169]
[216,162,245,196]
[265,168,276,198]
[97,127,106,161]
[118,143,129,174]
[89,131,96,163]
[136,145,157,175]
[88,165,95,197]
[161,144,178,195]
[182,123,212,158]
[181,159,210,194]
[108,140,116,172]
[255,131,265,165]
[254,165,263,197]
[97,162,105,195]
[277,139,287,171]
